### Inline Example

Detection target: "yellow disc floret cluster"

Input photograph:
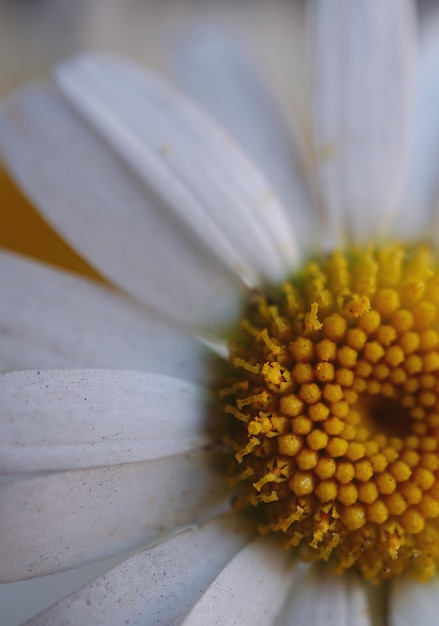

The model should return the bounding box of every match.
[220,242,439,583]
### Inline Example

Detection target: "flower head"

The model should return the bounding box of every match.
[2,0,439,624]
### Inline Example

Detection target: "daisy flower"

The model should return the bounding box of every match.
[2,0,439,624]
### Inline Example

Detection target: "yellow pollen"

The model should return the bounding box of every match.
[220,242,439,584]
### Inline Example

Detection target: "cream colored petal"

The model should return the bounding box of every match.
[389,576,439,626]
[56,54,299,282]
[1,368,214,472]
[26,514,253,626]
[170,24,316,254]
[181,535,298,625]
[0,84,242,331]
[309,0,416,245]
[0,448,229,582]
[0,251,211,382]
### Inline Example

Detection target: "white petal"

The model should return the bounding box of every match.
[0,83,242,331]
[181,535,297,625]
[26,514,253,626]
[1,368,215,472]
[0,448,229,582]
[0,555,124,626]
[170,24,317,253]
[310,0,416,244]
[389,576,439,626]
[400,12,439,237]
[56,54,299,282]
[1,334,75,371]
[278,565,372,626]
[0,251,211,382]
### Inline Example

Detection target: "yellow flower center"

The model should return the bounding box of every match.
[220,242,439,584]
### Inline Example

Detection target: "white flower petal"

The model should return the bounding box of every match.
[0,448,228,582]
[389,576,439,626]
[55,54,299,282]
[400,12,439,238]
[278,565,372,626]
[170,24,317,253]
[310,0,416,244]
[26,514,253,626]
[1,335,75,371]
[0,83,242,331]
[1,556,124,626]
[1,368,214,472]
[0,251,210,382]
[181,535,297,625]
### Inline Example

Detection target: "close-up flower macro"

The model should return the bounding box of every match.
[2,0,439,624]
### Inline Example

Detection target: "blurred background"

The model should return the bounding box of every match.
[0,0,308,110]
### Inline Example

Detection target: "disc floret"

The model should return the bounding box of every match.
[221,243,439,583]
